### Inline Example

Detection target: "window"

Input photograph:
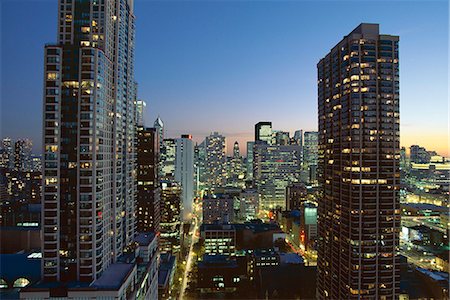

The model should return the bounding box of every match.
[13,278,30,288]
[47,72,58,80]
[0,279,7,289]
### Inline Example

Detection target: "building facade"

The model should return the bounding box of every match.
[255,122,272,145]
[253,143,302,210]
[202,194,235,224]
[175,135,194,221]
[137,126,160,234]
[41,0,137,283]
[317,23,400,299]
[204,132,226,189]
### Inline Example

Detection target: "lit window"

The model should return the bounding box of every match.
[13,278,30,288]
[47,72,58,80]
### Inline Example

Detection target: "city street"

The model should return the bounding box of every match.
[179,203,201,299]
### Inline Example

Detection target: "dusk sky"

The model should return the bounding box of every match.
[1,0,448,156]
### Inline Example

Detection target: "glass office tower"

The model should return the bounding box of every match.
[317,24,400,299]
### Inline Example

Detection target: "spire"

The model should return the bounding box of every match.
[154,115,164,128]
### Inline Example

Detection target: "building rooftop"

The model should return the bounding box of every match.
[91,263,135,290]
[135,232,156,246]
[0,252,41,283]
[198,255,238,269]
[200,222,281,234]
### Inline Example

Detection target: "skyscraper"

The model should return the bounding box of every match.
[136,99,147,127]
[304,131,319,184]
[137,126,160,233]
[154,116,165,178]
[41,0,137,282]
[293,130,303,146]
[303,131,318,167]
[0,138,14,170]
[14,139,32,172]
[255,121,273,145]
[253,143,302,210]
[175,134,194,221]
[317,23,400,299]
[161,139,176,178]
[246,141,254,180]
[204,132,226,189]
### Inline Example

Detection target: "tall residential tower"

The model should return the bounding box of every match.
[317,23,400,299]
[41,0,137,283]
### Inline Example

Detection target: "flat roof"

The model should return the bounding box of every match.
[91,263,134,290]
[135,232,156,246]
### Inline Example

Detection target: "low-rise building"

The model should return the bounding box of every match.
[197,255,243,295]
[20,233,159,300]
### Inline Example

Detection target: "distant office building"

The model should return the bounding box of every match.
[14,139,32,172]
[286,182,307,211]
[237,189,259,221]
[154,116,164,177]
[175,135,194,221]
[161,139,176,178]
[274,131,290,146]
[204,132,226,189]
[30,155,42,172]
[136,100,146,126]
[255,122,273,145]
[303,132,318,184]
[226,142,245,188]
[410,145,432,164]
[160,180,182,254]
[194,141,207,195]
[293,130,303,146]
[137,126,160,233]
[317,23,400,299]
[202,194,235,224]
[253,144,302,210]
[0,138,14,170]
[246,141,254,180]
[303,132,318,165]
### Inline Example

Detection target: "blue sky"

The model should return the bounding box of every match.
[1,0,448,155]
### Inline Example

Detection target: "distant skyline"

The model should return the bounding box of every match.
[1,0,448,156]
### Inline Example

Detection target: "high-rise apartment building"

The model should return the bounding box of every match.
[137,126,160,233]
[175,135,194,221]
[317,23,400,299]
[255,122,272,145]
[41,0,138,283]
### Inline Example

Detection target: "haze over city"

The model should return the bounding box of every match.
[1,0,448,155]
